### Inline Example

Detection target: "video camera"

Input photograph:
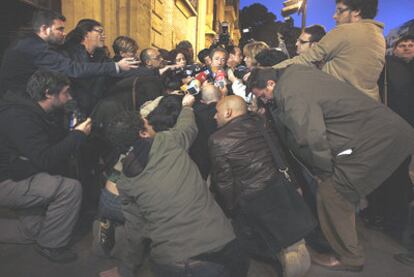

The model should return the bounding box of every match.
[68,109,87,130]
[233,65,250,80]
[219,22,230,47]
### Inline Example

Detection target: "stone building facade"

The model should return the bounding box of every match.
[61,0,240,54]
[0,0,240,60]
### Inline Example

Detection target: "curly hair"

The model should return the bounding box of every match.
[27,70,70,101]
[105,111,144,152]
[169,49,190,66]
[147,95,182,132]
[336,0,378,19]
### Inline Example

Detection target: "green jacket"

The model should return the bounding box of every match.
[274,19,386,101]
[272,65,414,203]
[117,107,235,264]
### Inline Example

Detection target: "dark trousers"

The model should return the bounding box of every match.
[151,240,248,277]
[367,157,414,238]
[0,173,82,248]
[151,260,228,277]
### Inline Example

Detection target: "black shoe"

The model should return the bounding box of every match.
[34,244,78,263]
[93,219,115,257]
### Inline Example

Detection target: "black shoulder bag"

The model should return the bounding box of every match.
[239,120,317,251]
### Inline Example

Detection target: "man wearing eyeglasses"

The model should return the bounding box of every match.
[140,48,164,70]
[140,48,180,76]
[273,0,385,101]
[296,25,326,55]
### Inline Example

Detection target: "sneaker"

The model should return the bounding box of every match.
[277,239,311,277]
[92,219,115,257]
[34,244,78,263]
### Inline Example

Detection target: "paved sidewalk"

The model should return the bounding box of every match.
[1,215,413,277]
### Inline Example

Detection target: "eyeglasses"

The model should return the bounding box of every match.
[92,28,105,34]
[151,55,162,61]
[335,7,350,15]
[297,39,311,44]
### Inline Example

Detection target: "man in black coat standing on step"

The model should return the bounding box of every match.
[380,35,414,126]
[0,10,137,98]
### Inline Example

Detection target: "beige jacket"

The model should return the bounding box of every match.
[273,20,386,100]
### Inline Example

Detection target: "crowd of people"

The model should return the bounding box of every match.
[0,0,413,276]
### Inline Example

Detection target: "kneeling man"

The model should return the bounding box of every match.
[0,70,91,262]
[209,95,315,277]
[107,94,248,277]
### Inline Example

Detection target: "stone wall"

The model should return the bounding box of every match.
[62,0,238,55]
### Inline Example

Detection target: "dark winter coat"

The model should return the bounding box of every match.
[0,95,86,182]
[380,55,414,126]
[190,101,217,179]
[63,45,112,115]
[0,33,117,98]
[209,112,316,250]
[209,113,281,213]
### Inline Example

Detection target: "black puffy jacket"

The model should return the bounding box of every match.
[0,95,86,182]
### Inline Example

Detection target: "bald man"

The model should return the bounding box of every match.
[201,84,221,104]
[213,95,246,127]
[209,96,316,277]
[139,48,178,76]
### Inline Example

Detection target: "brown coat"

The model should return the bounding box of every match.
[271,65,414,203]
[273,19,386,101]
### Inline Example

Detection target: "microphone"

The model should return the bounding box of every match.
[180,79,201,95]
[214,68,227,89]
[194,67,213,83]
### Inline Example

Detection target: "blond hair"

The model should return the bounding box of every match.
[243,41,269,66]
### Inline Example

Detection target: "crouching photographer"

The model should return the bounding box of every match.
[0,70,91,263]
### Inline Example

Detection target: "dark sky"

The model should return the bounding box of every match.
[239,0,414,35]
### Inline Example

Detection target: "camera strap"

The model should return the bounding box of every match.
[131,76,139,111]
[259,118,291,182]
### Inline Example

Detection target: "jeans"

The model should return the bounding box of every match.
[151,239,248,277]
[97,188,124,223]
[151,260,228,277]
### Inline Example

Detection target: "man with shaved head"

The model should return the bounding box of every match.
[201,84,221,104]
[209,96,316,277]
[213,95,246,127]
